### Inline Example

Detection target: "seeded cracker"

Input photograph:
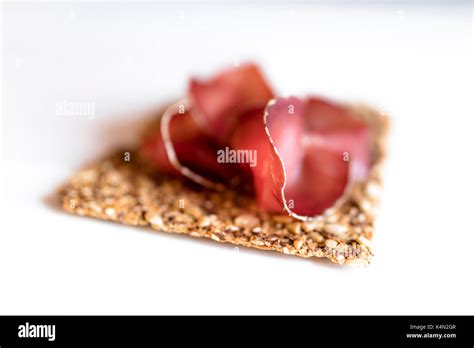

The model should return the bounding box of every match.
[58,104,389,266]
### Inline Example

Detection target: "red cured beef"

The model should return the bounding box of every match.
[139,64,371,219]
[189,63,274,141]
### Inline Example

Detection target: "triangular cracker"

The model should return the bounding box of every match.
[58,104,389,265]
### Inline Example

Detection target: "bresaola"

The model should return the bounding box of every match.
[140,64,371,220]
[261,97,370,219]
[140,64,273,190]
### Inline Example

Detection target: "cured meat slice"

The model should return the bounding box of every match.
[189,63,274,141]
[259,97,371,218]
[140,65,371,220]
[140,101,230,190]
[141,64,274,190]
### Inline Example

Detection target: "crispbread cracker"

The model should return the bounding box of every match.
[58,104,389,265]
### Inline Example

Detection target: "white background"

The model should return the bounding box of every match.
[1,2,473,315]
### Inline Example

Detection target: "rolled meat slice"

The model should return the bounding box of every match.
[140,65,371,220]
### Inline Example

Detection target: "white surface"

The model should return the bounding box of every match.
[1,2,473,315]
